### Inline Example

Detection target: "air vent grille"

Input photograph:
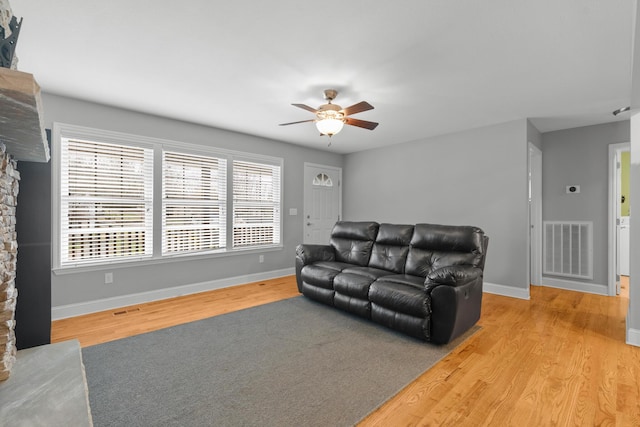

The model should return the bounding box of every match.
[543,221,593,280]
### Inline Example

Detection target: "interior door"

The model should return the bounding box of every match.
[303,164,342,244]
[608,142,630,296]
[617,150,631,279]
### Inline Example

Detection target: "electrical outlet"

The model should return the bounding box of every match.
[259,255,264,263]
[105,272,113,284]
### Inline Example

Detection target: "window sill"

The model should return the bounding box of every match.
[52,245,283,275]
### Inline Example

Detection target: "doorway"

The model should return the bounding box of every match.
[303,163,342,244]
[608,142,631,296]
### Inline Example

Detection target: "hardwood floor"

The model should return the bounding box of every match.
[52,276,640,426]
[51,277,300,348]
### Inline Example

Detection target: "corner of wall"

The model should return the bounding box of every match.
[526,119,543,150]
[626,325,640,347]
[483,282,530,300]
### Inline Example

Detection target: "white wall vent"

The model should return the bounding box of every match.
[543,221,593,280]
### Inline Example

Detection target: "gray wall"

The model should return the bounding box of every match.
[342,119,530,292]
[627,0,640,344]
[42,93,343,308]
[541,121,630,290]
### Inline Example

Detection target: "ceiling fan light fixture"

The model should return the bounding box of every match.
[279,89,378,138]
[316,118,344,136]
[315,108,345,136]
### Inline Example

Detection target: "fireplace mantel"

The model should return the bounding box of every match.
[0,67,49,163]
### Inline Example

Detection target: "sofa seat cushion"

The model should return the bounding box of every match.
[300,264,342,289]
[369,280,429,318]
[371,304,427,340]
[342,266,394,280]
[334,293,371,318]
[334,273,376,299]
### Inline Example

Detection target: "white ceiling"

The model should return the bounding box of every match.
[10,0,636,154]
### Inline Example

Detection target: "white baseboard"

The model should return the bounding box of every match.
[483,282,530,300]
[627,325,640,347]
[541,277,608,295]
[52,268,295,320]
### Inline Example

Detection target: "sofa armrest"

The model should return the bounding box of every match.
[424,265,484,344]
[295,244,335,292]
[424,265,483,291]
[296,244,335,265]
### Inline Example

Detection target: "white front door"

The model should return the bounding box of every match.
[303,163,342,244]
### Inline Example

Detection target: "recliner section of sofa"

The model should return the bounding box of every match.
[295,221,488,344]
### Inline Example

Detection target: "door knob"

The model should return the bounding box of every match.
[307,222,312,226]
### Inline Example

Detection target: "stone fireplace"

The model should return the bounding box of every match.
[0,147,18,380]
[0,3,92,424]
[0,0,50,381]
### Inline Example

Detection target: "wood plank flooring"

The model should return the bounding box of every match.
[52,276,640,426]
[51,277,299,348]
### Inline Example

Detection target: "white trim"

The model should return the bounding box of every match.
[626,327,640,347]
[528,143,543,287]
[541,276,608,295]
[51,268,294,320]
[608,142,631,296]
[483,282,530,300]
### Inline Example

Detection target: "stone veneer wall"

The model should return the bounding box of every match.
[0,144,19,380]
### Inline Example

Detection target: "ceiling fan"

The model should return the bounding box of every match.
[279,89,378,140]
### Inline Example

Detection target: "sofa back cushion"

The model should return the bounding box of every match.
[329,221,379,266]
[405,224,486,277]
[368,223,414,273]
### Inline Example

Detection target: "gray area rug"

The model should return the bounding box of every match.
[82,296,478,427]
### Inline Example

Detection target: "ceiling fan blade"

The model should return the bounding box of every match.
[341,101,374,116]
[292,103,318,113]
[279,119,316,126]
[345,117,378,130]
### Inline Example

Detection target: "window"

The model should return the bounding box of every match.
[53,123,283,270]
[59,138,153,266]
[233,160,281,248]
[162,151,227,255]
[312,173,333,187]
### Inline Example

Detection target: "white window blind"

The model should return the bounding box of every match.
[232,160,281,248]
[60,138,153,265]
[162,151,227,255]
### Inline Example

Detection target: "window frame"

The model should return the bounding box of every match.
[59,137,154,266]
[231,157,282,250]
[162,150,228,256]
[52,123,284,273]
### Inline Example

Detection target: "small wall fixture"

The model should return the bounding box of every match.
[566,185,580,194]
[613,106,630,116]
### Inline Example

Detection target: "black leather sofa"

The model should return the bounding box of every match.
[295,221,488,344]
